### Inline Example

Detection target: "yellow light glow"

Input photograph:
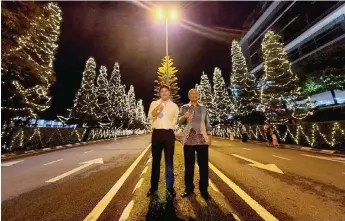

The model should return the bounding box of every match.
[170,9,177,20]
[156,8,164,20]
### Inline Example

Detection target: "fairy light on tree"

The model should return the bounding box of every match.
[127,85,137,128]
[261,30,300,123]
[95,65,111,123]
[231,40,258,117]
[1,2,62,122]
[73,57,97,125]
[197,72,215,123]
[212,67,233,125]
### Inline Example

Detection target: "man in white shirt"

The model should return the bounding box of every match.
[147,85,179,197]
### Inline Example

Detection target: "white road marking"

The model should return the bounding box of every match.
[301,154,345,164]
[232,154,284,174]
[140,166,149,177]
[66,144,73,147]
[146,157,152,165]
[232,213,241,221]
[132,178,144,194]
[83,144,151,221]
[118,200,135,221]
[44,159,64,166]
[243,148,251,151]
[301,147,312,151]
[42,148,51,151]
[209,162,278,221]
[84,150,94,154]
[333,157,345,161]
[56,146,64,149]
[1,160,24,167]
[272,155,291,161]
[46,158,103,183]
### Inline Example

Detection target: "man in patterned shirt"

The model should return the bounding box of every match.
[178,88,212,200]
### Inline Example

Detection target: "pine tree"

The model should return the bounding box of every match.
[154,56,181,104]
[261,30,300,123]
[108,62,125,127]
[197,72,215,122]
[231,40,258,117]
[135,99,147,129]
[74,57,97,124]
[95,65,111,123]
[1,2,62,121]
[127,85,137,127]
[212,68,232,125]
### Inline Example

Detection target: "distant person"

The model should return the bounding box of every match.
[264,120,272,146]
[178,89,212,200]
[271,127,279,147]
[147,85,179,198]
[241,123,248,143]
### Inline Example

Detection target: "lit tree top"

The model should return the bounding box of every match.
[154,56,181,104]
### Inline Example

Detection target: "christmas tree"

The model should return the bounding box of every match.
[74,57,97,125]
[95,65,111,123]
[127,85,137,128]
[1,2,62,122]
[198,72,214,121]
[154,56,181,104]
[261,31,300,123]
[108,62,126,126]
[212,68,232,125]
[135,99,147,129]
[231,40,258,117]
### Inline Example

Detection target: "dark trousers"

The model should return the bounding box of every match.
[183,145,209,192]
[242,133,248,142]
[150,129,175,191]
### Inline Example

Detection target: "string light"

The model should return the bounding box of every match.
[213,122,344,148]
[230,40,258,117]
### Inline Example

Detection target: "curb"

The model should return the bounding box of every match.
[1,134,148,162]
[248,140,345,157]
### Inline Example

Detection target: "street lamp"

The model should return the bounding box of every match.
[155,8,179,72]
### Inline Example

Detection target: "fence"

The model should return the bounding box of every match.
[1,126,146,153]
[213,121,345,150]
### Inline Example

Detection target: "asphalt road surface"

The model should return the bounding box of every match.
[1,135,345,221]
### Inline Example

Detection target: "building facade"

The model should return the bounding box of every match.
[239,1,345,105]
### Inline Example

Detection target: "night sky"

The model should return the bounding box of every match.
[51,1,258,115]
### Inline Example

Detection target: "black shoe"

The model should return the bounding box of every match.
[167,189,176,197]
[181,191,193,198]
[200,191,210,200]
[147,189,157,197]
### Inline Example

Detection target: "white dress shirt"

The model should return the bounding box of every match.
[148,99,179,130]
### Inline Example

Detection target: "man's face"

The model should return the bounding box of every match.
[160,88,170,100]
[188,89,199,102]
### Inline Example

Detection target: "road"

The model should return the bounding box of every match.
[1,135,345,221]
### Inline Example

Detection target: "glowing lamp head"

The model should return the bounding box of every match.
[170,9,177,20]
[156,9,164,20]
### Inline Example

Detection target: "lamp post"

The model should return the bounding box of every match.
[155,8,178,76]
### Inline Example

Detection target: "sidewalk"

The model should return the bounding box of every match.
[124,142,240,221]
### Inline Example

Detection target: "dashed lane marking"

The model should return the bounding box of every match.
[272,155,291,161]
[44,159,64,166]
[84,150,94,154]
[140,166,148,178]
[132,178,144,194]
[118,200,135,221]
[243,148,251,151]
[209,162,278,221]
[301,154,345,164]
[83,144,151,221]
